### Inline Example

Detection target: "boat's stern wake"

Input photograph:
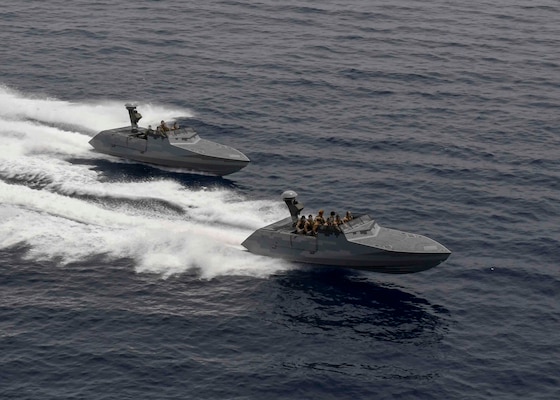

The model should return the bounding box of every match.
[0,86,291,279]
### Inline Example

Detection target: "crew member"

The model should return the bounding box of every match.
[313,210,326,234]
[159,120,170,132]
[343,211,353,223]
[304,215,314,235]
[295,216,306,234]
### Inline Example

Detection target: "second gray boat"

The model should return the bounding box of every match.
[242,190,451,274]
[89,104,250,176]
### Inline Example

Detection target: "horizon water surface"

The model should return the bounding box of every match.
[1,1,560,399]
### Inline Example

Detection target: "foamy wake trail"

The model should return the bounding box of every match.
[0,85,292,279]
[0,85,193,133]
[0,181,292,279]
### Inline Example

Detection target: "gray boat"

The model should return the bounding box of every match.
[242,190,451,274]
[89,104,250,176]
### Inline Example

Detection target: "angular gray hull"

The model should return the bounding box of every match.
[242,216,451,274]
[89,126,250,176]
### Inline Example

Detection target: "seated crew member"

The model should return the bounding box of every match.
[295,216,306,234]
[304,215,314,235]
[159,120,170,132]
[155,121,169,138]
[313,210,326,234]
[343,211,353,223]
[335,214,343,226]
[327,211,336,225]
[332,214,343,232]
[315,210,326,225]
[172,122,179,130]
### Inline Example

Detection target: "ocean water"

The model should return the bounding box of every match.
[1,0,559,399]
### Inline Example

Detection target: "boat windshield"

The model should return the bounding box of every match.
[168,127,200,144]
[339,214,375,232]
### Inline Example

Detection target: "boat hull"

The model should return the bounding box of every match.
[241,217,451,274]
[89,127,250,176]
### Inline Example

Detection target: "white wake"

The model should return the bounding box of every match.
[0,85,292,279]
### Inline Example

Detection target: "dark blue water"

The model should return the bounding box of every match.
[1,1,559,399]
